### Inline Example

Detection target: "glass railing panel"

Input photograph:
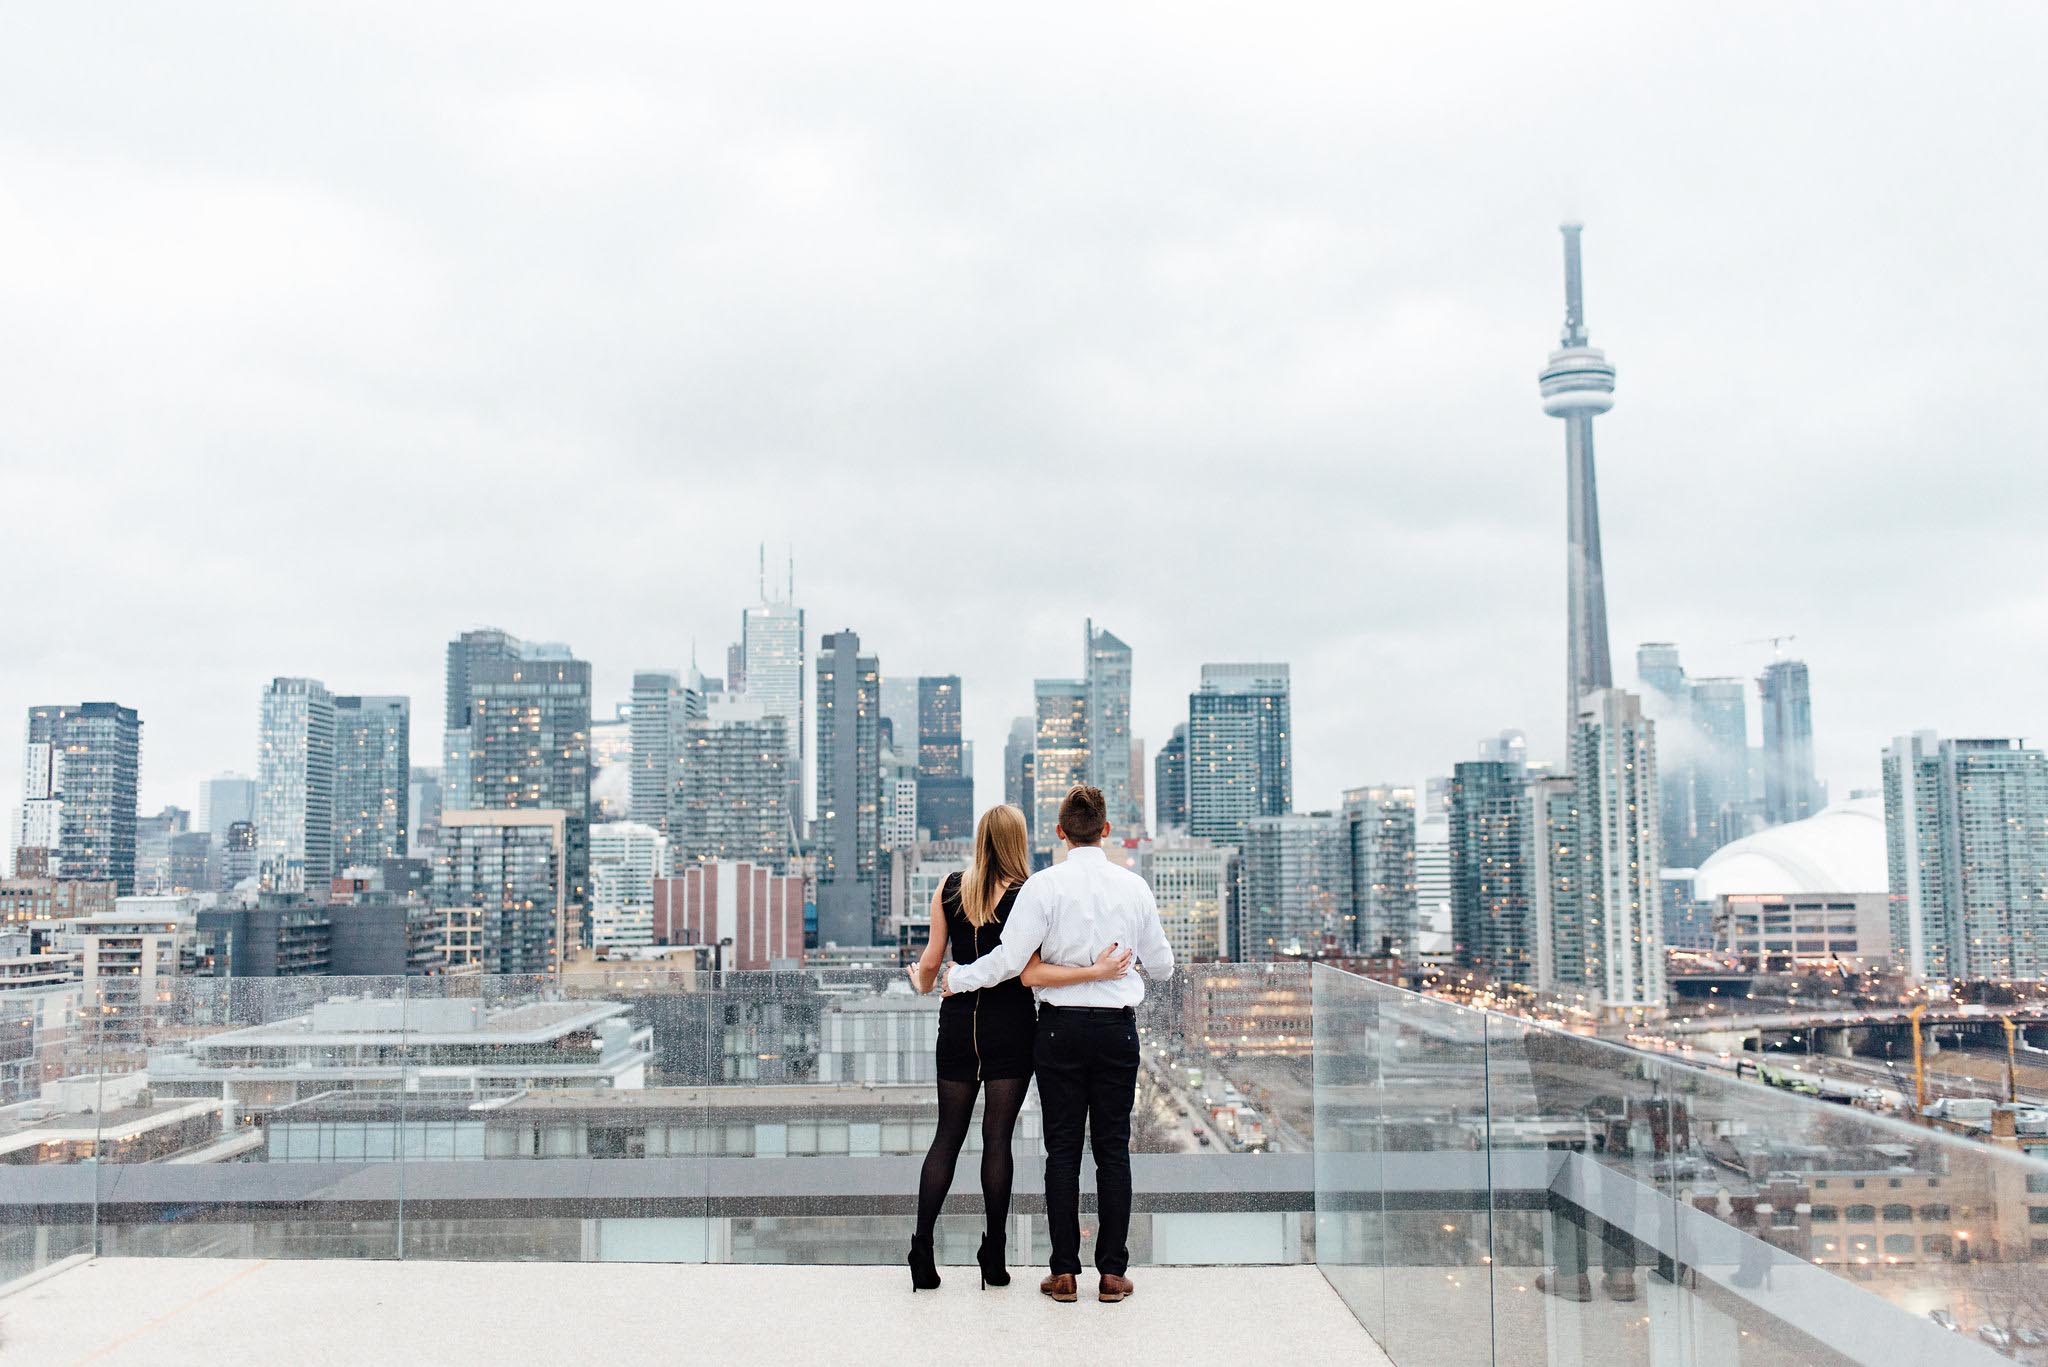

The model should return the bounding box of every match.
[393,968,706,1263]
[0,977,98,1286]
[1483,1012,1684,1366]
[1374,981,1497,1366]
[1313,963,1389,1341]
[93,974,411,1260]
[1642,1039,2039,1365]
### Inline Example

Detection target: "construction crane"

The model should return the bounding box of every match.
[1738,634,1799,657]
[1910,1003,1930,1112]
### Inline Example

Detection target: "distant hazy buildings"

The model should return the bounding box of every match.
[20,703,142,892]
[1342,785,1417,957]
[915,676,971,841]
[1003,716,1035,840]
[1759,659,1822,826]
[1690,675,1750,854]
[1883,733,2048,982]
[333,695,409,870]
[1154,724,1188,833]
[814,630,880,945]
[1186,664,1291,847]
[196,773,256,837]
[257,678,336,893]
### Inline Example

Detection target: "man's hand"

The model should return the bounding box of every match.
[1090,942,1134,981]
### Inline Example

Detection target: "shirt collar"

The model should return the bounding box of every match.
[1064,845,1108,863]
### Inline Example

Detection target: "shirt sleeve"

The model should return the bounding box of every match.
[944,876,1049,994]
[1131,877,1176,982]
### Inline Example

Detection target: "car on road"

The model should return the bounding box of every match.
[1976,1325,2012,1349]
[1927,1310,1958,1332]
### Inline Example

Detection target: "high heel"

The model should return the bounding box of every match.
[908,1237,941,1291]
[977,1234,1010,1289]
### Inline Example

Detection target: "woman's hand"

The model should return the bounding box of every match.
[1090,942,1135,981]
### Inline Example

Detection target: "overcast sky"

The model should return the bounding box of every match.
[4,4,2046,830]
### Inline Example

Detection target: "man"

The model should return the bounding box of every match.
[941,784,1175,1305]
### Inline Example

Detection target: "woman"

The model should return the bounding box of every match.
[902,803,1130,1291]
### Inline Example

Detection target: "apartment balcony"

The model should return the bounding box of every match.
[1,964,2044,1365]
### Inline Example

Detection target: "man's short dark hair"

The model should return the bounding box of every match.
[1058,785,1107,845]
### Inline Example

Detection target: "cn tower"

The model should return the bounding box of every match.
[1538,222,1617,750]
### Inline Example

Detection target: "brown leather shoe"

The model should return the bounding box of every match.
[1039,1273,1077,1303]
[1098,1273,1134,1303]
[1603,1271,1639,1303]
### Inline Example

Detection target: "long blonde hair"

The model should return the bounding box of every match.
[960,804,1032,927]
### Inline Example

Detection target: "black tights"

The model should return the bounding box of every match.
[914,1076,1031,1245]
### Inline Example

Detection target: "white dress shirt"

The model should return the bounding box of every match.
[944,845,1175,1007]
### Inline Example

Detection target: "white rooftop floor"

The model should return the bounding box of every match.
[2,1258,1392,1367]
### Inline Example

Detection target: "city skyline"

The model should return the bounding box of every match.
[6,8,2047,833]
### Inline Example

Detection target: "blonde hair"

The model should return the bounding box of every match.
[960,804,1032,927]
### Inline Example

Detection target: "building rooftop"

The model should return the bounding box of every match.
[0,1259,1389,1367]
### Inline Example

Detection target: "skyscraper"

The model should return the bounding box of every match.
[1153,724,1188,833]
[1186,664,1292,847]
[1635,643,1698,868]
[1882,733,2048,982]
[879,677,919,758]
[915,675,971,841]
[436,809,568,975]
[21,703,142,892]
[453,641,592,942]
[333,695,410,870]
[1240,812,1348,960]
[1031,679,1089,859]
[1689,676,1749,853]
[679,696,793,872]
[196,773,256,836]
[1003,716,1035,840]
[1342,785,1417,957]
[442,627,523,814]
[629,669,709,836]
[1085,621,1138,830]
[815,630,880,945]
[1758,658,1821,826]
[1448,760,1536,985]
[257,678,336,893]
[742,562,806,825]
[1560,688,1665,1009]
[1538,223,1618,746]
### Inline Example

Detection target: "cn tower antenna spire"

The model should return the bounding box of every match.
[1561,222,1587,347]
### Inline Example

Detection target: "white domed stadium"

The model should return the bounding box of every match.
[1693,797,1887,901]
[1692,798,1892,970]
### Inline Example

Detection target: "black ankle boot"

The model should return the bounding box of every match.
[908,1237,941,1291]
[977,1234,1010,1289]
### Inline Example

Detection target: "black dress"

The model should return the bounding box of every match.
[936,873,1037,1083]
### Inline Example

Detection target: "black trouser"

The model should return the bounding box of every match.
[1035,1004,1139,1277]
